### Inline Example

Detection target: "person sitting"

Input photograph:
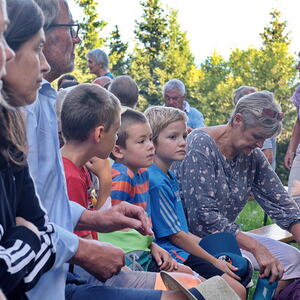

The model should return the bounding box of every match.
[87,48,114,79]
[60,83,120,237]
[172,90,300,296]
[145,106,246,299]
[101,109,191,274]
[163,79,204,130]
[233,86,277,170]
[109,75,139,109]
[0,0,57,297]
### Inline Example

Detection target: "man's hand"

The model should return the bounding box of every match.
[77,202,153,236]
[70,238,125,281]
[151,243,178,272]
[253,244,284,282]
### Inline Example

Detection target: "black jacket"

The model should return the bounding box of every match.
[0,155,56,299]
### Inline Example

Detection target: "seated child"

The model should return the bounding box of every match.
[100,109,183,273]
[145,106,247,299]
[60,84,121,240]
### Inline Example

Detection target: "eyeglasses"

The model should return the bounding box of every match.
[165,95,185,102]
[48,23,80,39]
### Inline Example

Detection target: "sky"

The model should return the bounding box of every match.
[69,0,300,65]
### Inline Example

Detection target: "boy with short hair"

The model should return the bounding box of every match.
[103,108,181,272]
[60,83,121,239]
[145,106,247,299]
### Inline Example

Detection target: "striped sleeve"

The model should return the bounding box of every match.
[6,165,56,295]
[111,169,132,205]
[0,224,40,295]
[150,184,182,238]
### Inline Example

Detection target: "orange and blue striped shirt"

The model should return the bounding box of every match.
[111,162,151,219]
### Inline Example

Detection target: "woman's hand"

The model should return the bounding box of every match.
[213,259,241,281]
[253,244,284,282]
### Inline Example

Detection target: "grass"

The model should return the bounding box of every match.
[236,200,271,298]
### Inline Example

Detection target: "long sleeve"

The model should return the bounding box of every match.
[14,165,56,293]
[0,225,40,296]
[251,150,300,230]
[175,147,240,236]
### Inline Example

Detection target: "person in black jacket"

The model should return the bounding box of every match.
[0,0,56,298]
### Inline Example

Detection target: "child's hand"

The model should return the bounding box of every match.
[151,243,178,272]
[213,259,241,281]
[86,157,111,179]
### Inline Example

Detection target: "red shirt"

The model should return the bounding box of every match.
[62,157,98,240]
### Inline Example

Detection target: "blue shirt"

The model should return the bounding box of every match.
[183,101,205,129]
[23,80,85,300]
[148,164,190,263]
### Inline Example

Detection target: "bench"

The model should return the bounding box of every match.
[249,223,294,243]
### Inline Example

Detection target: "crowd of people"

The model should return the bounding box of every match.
[1,0,300,300]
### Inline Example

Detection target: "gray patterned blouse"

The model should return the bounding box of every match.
[171,129,300,237]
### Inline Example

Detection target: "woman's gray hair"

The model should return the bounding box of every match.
[162,79,185,96]
[87,49,109,68]
[232,86,257,105]
[230,91,283,137]
[34,0,60,29]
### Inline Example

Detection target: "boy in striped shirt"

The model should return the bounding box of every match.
[103,109,191,274]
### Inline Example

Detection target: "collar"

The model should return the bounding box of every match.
[40,79,57,98]
[183,101,190,113]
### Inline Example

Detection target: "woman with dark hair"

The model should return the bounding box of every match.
[0,0,56,299]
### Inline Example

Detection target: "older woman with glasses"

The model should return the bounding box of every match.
[172,91,300,296]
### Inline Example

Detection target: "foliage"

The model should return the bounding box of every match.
[72,0,106,83]
[108,25,129,76]
[129,0,169,106]
[71,2,298,185]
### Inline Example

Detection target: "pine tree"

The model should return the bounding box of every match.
[108,25,129,76]
[73,0,106,82]
[130,0,169,105]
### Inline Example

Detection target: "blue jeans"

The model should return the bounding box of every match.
[65,272,162,300]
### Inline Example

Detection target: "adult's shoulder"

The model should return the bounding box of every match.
[189,105,204,116]
[187,129,216,149]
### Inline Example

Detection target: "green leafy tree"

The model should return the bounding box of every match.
[131,2,201,109]
[196,9,297,183]
[108,25,129,76]
[72,0,106,83]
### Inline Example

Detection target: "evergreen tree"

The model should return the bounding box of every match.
[130,0,169,105]
[108,25,129,76]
